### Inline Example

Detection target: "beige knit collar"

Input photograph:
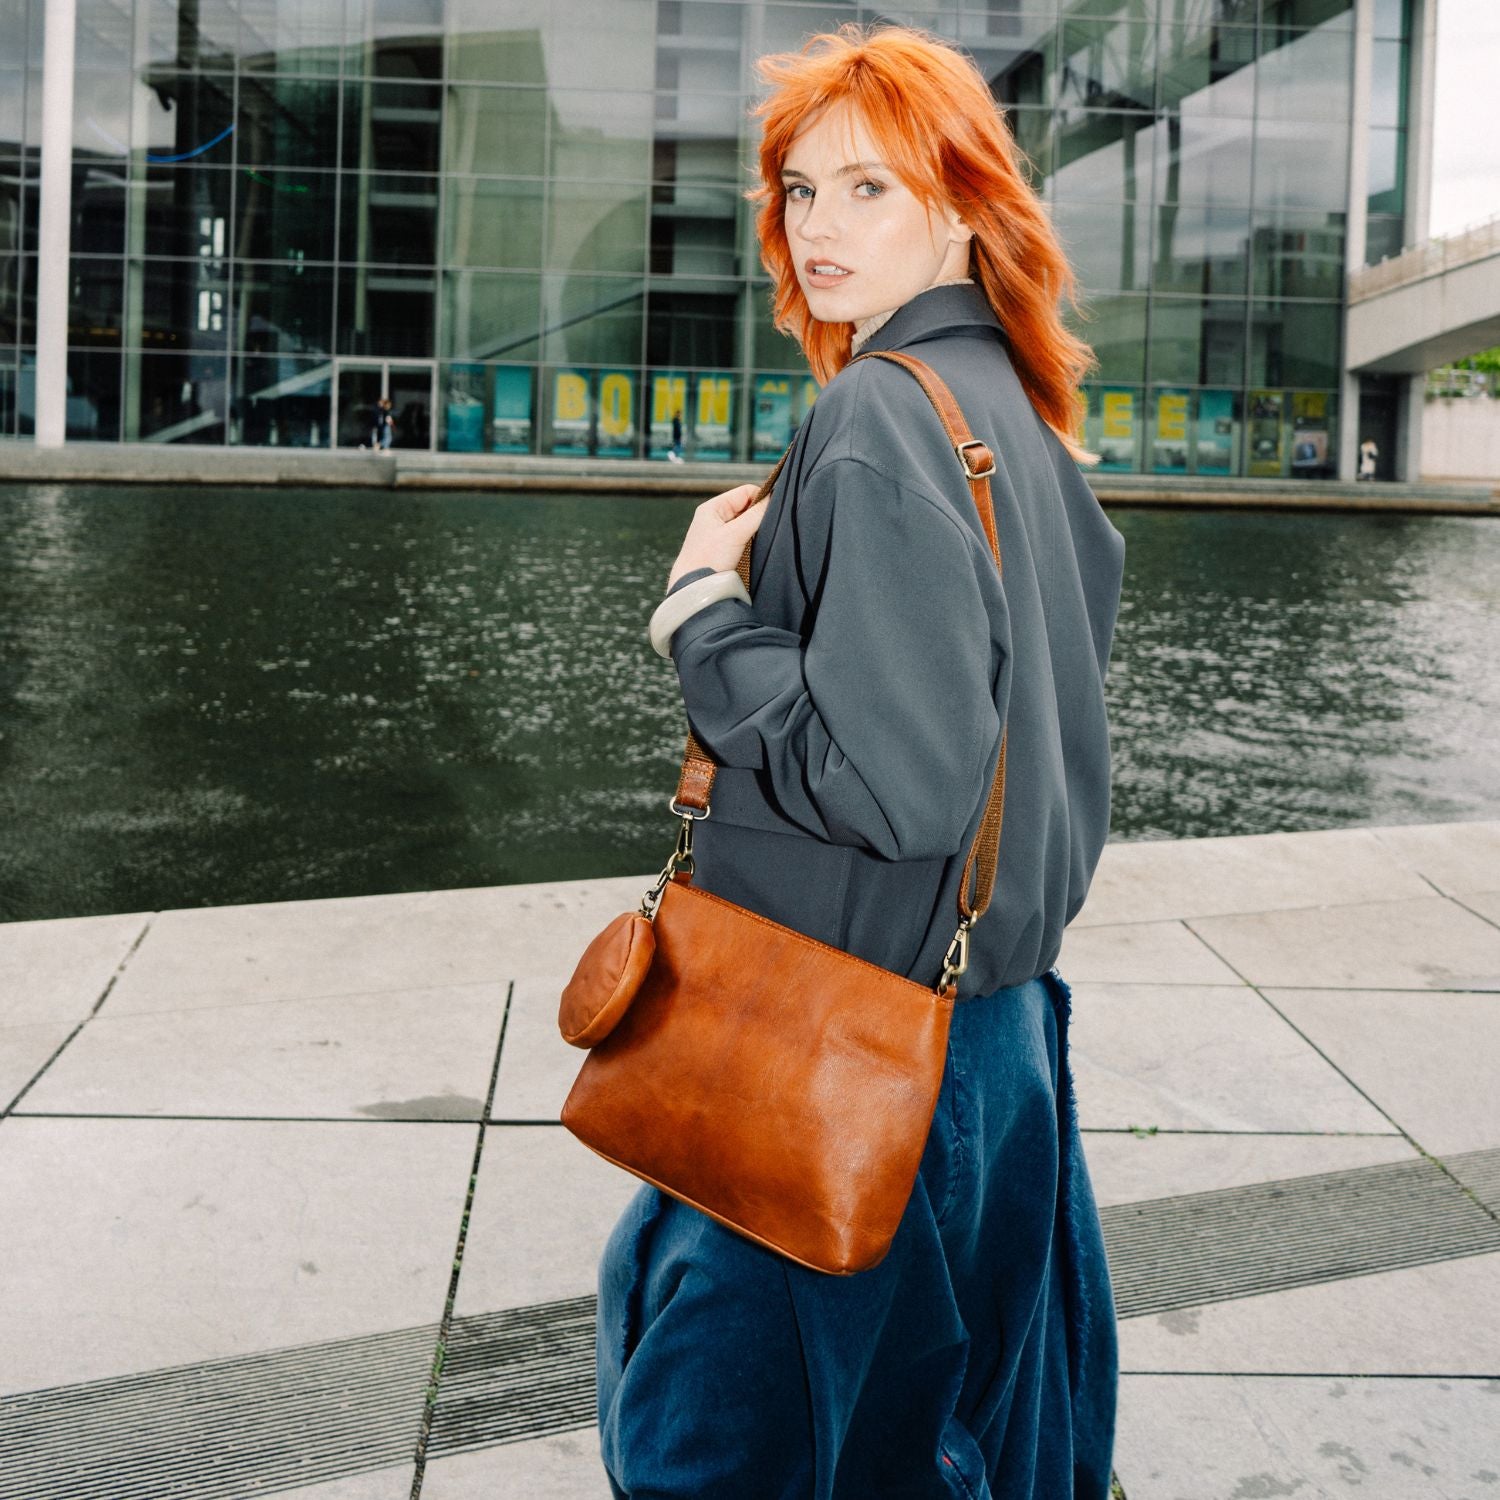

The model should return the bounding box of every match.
[850,277,976,355]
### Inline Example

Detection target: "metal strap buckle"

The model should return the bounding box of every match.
[956,439,996,480]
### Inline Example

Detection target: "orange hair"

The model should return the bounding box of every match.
[751,24,1099,464]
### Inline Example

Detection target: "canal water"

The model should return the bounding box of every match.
[2,482,1497,923]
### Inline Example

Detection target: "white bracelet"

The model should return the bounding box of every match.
[649,571,751,658]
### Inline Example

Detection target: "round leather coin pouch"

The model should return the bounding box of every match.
[558,910,656,1048]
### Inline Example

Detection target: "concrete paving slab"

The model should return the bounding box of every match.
[1073,829,1432,929]
[1083,1131,1420,1209]
[0,1021,75,1110]
[1115,1372,1500,1500]
[103,877,645,1013]
[272,1470,417,1500]
[422,1430,611,1499]
[1370,818,1500,899]
[17,983,507,1121]
[1068,983,1396,1135]
[1056,919,1243,985]
[453,1126,641,1316]
[492,975,576,1122]
[0,1117,469,1391]
[0,912,149,1027]
[1189,896,1500,990]
[1266,988,1500,1156]
[1117,1250,1500,1375]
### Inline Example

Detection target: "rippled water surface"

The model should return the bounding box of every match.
[2,483,1497,921]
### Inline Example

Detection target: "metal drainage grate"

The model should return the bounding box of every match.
[1100,1145,1500,1319]
[3,1150,1497,1498]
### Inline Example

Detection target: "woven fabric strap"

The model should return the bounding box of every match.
[671,350,1007,927]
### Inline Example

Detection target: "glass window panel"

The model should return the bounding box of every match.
[1006,106,1054,194]
[12,254,36,346]
[1364,213,1404,265]
[1254,26,1353,123]
[1157,23,1256,118]
[237,76,339,169]
[74,156,127,257]
[550,91,652,182]
[1249,209,1346,298]
[132,349,227,442]
[343,81,441,173]
[446,0,654,89]
[649,186,739,278]
[144,0,239,69]
[0,359,16,438]
[1150,202,1251,295]
[132,164,236,259]
[232,355,332,445]
[1261,0,1354,29]
[1052,199,1151,292]
[1148,295,1247,386]
[540,274,644,365]
[339,173,438,265]
[72,68,133,155]
[653,130,742,188]
[336,266,435,357]
[1058,20,1157,114]
[1371,0,1407,40]
[0,69,23,143]
[134,256,230,351]
[76,0,134,71]
[1151,113,1253,205]
[750,284,807,373]
[1248,299,1341,387]
[968,23,1056,110]
[445,178,545,269]
[236,165,338,260]
[1050,110,1153,202]
[234,261,335,356]
[69,258,125,346]
[441,270,541,360]
[444,85,546,178]
[1068,291,1147,384]
[1083,384,1145,473]
[1252,117,1350,211]
[1369,39,1407,130]
[0,235,20,342]
[1366,126,1404,215]
[66,346,123,440]
[237,0,345,74]
[343,0,443,80]
[646,287,737,369]
[140,74,236,161]
[546,183,648,276]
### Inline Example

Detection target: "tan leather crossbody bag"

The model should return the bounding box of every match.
[555,352,1008,1275]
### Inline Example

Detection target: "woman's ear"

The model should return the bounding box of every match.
[946,205,974,245]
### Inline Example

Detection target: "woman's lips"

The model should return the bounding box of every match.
[804,260,853,290]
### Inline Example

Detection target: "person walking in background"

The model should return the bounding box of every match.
[668,406,685,463]
[370,396,394,454]
[596,24,1124,1499]
[1358,436,1378,481]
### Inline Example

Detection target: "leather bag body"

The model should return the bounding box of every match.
[559,351,1007,1277]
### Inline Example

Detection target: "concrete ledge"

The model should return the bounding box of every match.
[1,441,1496,513]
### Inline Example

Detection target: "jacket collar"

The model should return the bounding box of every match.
[857,281,1004,355]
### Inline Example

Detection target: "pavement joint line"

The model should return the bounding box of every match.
[1447,889,1500,937]
[408,976,513,1500]
[3,917,156,1119]
[1117,1369,1500,1380]
[7,1111,496,1125]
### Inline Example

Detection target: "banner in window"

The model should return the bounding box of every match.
[650,372,688,460]
[597,368,636,458]
[491,366,533,454]
[1290,391,1330,475]
[551,368,591,455]
[1095,387,1137,471]
[694,374,733,461]
[752,375,795,461]
[1247,389,1284,477]
[1152,388,1191,474]
[1195,388,1234,475]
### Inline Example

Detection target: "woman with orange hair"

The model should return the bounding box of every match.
[597,24,1124,1499]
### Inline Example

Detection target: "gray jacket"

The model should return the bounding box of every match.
[665,283,1125,997]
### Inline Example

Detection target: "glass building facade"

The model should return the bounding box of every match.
[1,0,1415,477]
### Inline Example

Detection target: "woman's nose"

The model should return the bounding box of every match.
[792,195,836,243]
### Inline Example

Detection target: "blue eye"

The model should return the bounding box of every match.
[856,180,886,197]
[784,184,812,201]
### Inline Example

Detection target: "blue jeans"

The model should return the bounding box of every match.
[595,968,1119,1499]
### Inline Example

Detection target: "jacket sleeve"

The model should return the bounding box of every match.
[668,454,1001,861]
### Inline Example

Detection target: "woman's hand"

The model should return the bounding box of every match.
[666,483,771,591]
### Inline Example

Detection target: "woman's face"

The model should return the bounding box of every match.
[781,105,972,327]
